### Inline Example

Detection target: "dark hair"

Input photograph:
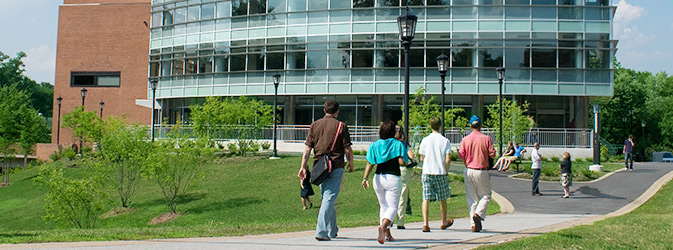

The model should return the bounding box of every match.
[379,120,396,139]
[324,100,339,114]
[629,134,633,139]
[429,117,441,131]
[395,125,406,141]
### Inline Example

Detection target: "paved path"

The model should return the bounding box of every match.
[3,163,672,250]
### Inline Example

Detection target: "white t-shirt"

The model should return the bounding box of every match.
[531,148,541,169]
[419,132,451,175]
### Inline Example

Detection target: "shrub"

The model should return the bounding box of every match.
[450,151,458,161]
[36,160,108,229]
[260,141,271,150]
[227,143,238,155]
[250,142,260,153]
[551,156,560,162]
[541,165,559,177]
[600,145,610,162]
[578,168,599,179]
[586,157,593,162]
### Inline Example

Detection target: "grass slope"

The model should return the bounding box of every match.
[0,156,498,243]
[483,179,673,249]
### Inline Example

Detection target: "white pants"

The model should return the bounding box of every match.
[463,168,491,225]
[373,174,402,226]
[396,167,411,226]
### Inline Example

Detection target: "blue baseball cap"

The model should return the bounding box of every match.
[469,115,482,126]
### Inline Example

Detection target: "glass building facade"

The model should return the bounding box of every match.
[149,0,615,127]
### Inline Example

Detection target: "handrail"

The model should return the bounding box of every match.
[151,124,593,148]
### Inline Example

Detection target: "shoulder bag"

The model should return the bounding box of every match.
[310,121,343,185]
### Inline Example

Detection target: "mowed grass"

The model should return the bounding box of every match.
[482,179,673,249]
[0,155,498,243]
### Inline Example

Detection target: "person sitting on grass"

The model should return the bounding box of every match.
[493,142,526,171]
[559,152,572,198]
[362,120,409,244]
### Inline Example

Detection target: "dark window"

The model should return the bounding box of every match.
[353,0,374,7]
[70,72,121,87]
[353,50,374,68]
[532,49,556,67]
[233,0,248,16]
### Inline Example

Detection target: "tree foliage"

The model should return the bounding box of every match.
[595,61,673,159]
[63,107,103,145]
[190,96,274,156]
[147,128,215,213]
[485,98,535,147]
[0,51,54,117]
[36,160,109,229]
[400,87,469,140]
[99,117,153,208]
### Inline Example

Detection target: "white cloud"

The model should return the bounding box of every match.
[614,0,646,24]
[22,45,56,84]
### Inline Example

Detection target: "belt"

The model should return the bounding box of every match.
[467,168,488,171]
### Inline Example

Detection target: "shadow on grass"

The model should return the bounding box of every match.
[0,232,39,237]
[188,197,266,214]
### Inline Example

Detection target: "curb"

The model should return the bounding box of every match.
[491,191,515,214]
[429,166,673,250]
[507,168,626,184]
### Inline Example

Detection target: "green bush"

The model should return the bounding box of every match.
[586,157,593,162]
[250,142,261,153]
[600,145,610,162]
[450,151,459,161]
[551,156,560,162]
[578,168,599,179]
[227,143,238,156]
[260,141,271,150]
[36,160,108,229]
[49,147,77,161]
[541,165,559,177]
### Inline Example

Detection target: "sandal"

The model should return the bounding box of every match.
[385,235,395,242]
[377,226,385,244]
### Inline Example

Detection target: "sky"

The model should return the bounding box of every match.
[0,0,672,84]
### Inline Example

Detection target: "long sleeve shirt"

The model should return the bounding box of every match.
[531,148,542,170]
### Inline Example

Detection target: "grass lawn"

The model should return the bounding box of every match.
[482,179,673,249]
[507,161,625,182]
[0,155,498,244]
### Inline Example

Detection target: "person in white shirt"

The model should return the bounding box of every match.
[531,143,542,196]
[418,117,453,232]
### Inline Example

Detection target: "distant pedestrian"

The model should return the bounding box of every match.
[493,142,526,171]
[531,143,543,196]
[624,135,634,171]
[361,120,409,244]
[418,117,454,232]
[559,152,572,198]
[298,100,354,241]
[300,172,314,210]
[394,126,415,230]
[459,115,496,232]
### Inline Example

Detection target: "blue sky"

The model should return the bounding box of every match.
[0,0,671,84]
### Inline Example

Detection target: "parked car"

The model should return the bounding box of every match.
[664,152,673,163]
[653,151,673,162]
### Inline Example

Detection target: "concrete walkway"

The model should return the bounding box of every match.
[3,163,672,250]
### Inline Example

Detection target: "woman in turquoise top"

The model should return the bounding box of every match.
[362,120,408,244]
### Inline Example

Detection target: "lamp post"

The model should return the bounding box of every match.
[79,88,87,155]
[150,80,158,142]
[496,66,505,157]
[99,101,105,118]
[397,7,417,141]
[270,73,281,159]
[56,96,62,145]
[641,120,645,139]
[436,53,450,136]
[629,108,634,135]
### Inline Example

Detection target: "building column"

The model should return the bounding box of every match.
[471,95,484,118]
[284,95,295,125]
[373,94,383,124]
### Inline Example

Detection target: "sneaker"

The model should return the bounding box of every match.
[472,214,482,232]
[315,236,331,241]
[422,225,431,232]
[535,193,543,196]
[397,225,406,230]
[440,218,454,230]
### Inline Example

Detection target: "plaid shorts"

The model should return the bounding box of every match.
[422,174,451,202]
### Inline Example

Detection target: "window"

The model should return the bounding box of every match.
[71,72,121,87]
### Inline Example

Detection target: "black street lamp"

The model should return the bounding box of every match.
[496,66,505,157]
[99,101,105,118]
[436,53,450,136]
[150,80,158,142]
[629,108,634,135]
[56,96,62,145]
[397,7,417,141]
[270,73,281,159]
[79,88,87,155]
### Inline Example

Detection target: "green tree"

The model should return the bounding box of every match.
[63,107,104,147]
[19,108,50,167]
[485,98,535,150]
[0,51,54,117]
[36,160,109,229]
[147,128,215,213]
[99,117,153,208]
[401,87,468,140]
[190,96,274,156]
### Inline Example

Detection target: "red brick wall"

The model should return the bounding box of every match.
[52,0,152,144]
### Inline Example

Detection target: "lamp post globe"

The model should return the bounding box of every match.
[80,87,87,107]
[496,66,505,157]
[436,53,450,136]
[150,80,158,142]
[397,7,417,141]
[56,96,63,145]
[270,73,282,159]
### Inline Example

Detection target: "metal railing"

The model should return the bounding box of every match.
[152,125,593,148]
